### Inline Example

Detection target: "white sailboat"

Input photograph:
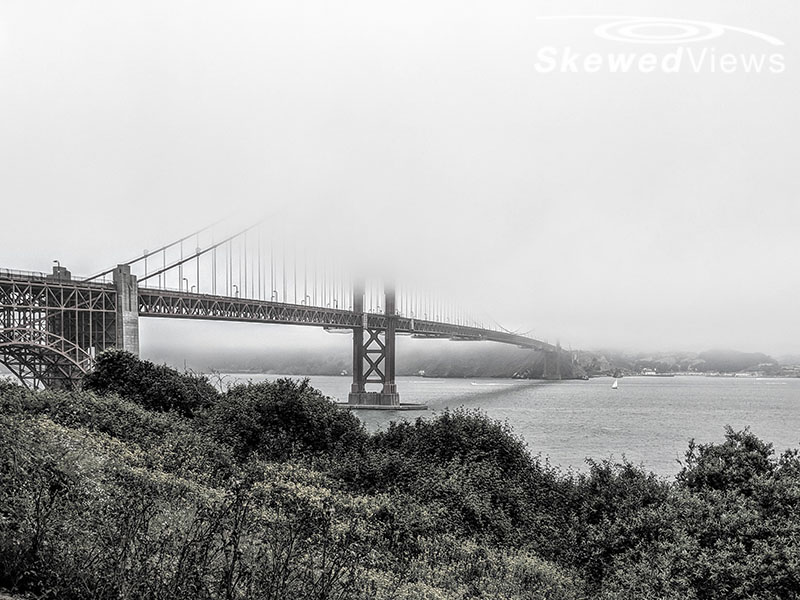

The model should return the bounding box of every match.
[611,379,619,389]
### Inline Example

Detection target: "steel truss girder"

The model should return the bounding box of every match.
[138,289,365,328]
[0,274,117,389]
[0,272,559,391]
[137,288,556,351]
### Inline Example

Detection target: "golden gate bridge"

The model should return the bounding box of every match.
[0,220,565,407]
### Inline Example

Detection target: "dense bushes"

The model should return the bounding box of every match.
[0,415,373,599]
[678,426,778,493]
[371,410,533,473]
[83,350,219,417]
[206,378,368,460]
[569,428,800,600]
[2,356,800,599]
[0,381,579,599]
[332,409,570,547]
[332,411,800,600]
[669,428,800,600]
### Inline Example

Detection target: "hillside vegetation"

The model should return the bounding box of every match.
[1,350,799,599]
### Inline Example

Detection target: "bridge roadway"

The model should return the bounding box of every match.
[138,287,556,351]
[0,268,562,400]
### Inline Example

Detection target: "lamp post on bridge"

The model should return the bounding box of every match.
[50,260,70,280]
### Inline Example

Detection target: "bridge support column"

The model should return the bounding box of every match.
[114,265,140,357]
[349,280,366,400]
[380,286,399,404]
[348,281,400,407]
[542,343,562,380]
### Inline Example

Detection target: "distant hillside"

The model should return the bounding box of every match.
[575,348,780,376]
[696,349,778,373]
[142,340,783,380]
[396,343,583,379]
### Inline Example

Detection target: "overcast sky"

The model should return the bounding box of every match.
[1,0,798,357]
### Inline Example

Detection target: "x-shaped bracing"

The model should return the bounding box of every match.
[362,328,387,384]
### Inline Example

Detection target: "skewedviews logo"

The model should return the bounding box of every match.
[535,16,786,74]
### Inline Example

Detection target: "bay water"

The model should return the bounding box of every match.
[218,373,800,478]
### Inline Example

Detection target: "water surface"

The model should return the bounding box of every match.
[220,373,800,477]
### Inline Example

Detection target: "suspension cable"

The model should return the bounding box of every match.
[83,217,229,281]
[137,219,267,284]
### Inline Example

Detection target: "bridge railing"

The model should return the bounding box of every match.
[0,269,121,292]
[0,267,50,280]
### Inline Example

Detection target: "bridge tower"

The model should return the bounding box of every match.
[542,342,563,380]
[113,265,140,356]
[348,281,400,407]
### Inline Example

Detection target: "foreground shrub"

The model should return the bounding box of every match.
[83,350,219,417]
[364,535,584,600]
[670,428,800,600]
[3,366,800,600]
[334,409,576,548]
[594,430,800,600]
[678,426,778,494]
[0,408,588,600]
[208,378,368,460]
[371,408,532,473]
[1,385,235,488]
[0,412,378,599]
[570,458,672,586]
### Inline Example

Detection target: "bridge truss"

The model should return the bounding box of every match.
[1,220,563,399]
[0,269,116,389]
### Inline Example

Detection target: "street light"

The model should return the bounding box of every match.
[182,277,189,291]
[232,284,239,298]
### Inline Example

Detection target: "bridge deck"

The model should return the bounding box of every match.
[0,271,555,351]
[137,286,554,351]
[0,270,557,386]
